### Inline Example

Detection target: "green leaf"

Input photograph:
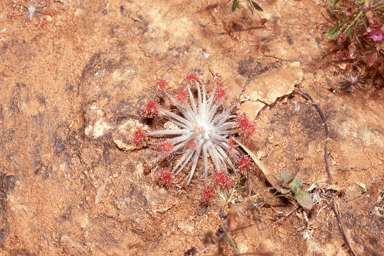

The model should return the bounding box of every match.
[327,19,348,39]
[339,19,348,29]
[235,185,248,190]
[292,178,303,188]
[294,190,313,210]
[328,29,342,40]
[344,24,355,37]
[334,0,341,4]
[291,185,299,194]
[326,0,333,5]
[231,0,239,13]
[326,24,339,36]
[250,0,263,11]
[289,178,302,194]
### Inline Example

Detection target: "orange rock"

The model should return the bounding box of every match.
[3,69,14,77]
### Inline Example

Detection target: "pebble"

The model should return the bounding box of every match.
[197,209,205,216]
[55,20,62,27]
[45,15,53,23]
[3,69,14,77]
[219,212,227,218]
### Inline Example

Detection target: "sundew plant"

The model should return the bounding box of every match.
[132,73,256,198]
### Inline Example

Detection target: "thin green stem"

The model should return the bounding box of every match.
[343,10,363,36]
[220,220,240,256]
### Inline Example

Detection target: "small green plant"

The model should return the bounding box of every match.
[280,172,313,210]
[234,138,314,210]
[315,0,384,91]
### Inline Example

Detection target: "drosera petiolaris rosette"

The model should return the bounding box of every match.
[132,72,256,198]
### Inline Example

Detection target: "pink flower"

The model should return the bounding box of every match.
[369,26,383,41]
[370,31,383,41]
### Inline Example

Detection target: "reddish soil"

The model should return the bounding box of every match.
[0,0,383,255]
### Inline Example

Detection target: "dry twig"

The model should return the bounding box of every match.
[296,89,356,256]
